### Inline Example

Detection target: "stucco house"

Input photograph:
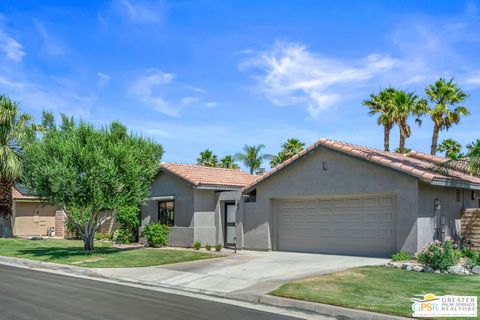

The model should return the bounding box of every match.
[141,138,480,257]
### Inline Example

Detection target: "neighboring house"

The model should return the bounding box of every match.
[142,138,479,257]
[12,185,63,237]
[12,186,118,238]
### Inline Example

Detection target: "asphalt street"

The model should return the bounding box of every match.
[0,264,302,320]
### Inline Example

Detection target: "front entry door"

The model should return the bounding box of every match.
[225,202,236,247]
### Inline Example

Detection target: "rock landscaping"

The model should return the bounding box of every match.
[386,238,480,276]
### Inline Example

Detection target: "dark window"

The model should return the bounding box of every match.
[245,189,256,203]
[455,189,461,202]
[158,200,175,226]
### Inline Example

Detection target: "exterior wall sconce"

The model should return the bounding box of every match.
[434,198,441,211]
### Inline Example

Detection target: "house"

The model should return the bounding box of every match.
[12,186,118,238]
[141,138,480,257]
[12,185,63,237]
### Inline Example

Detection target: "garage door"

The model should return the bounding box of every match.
[276,194,395,257]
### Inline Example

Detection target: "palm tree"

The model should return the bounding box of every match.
[425,78,469,155]
[363,88,396,151]
[196,149,218,167]
[219,155,239,169]
[270,138,305,167]
[466,139,480,174]
[0,95,37,237]
[438,139,462,159]
[391,90,428,153]
[235,144,271,174]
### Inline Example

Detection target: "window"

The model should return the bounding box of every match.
[245,189,256,203]
[158,200,175,226]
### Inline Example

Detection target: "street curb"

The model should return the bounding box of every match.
[0,256,104,278]
[0,256,409,320]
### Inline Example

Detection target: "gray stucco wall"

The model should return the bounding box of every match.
[241,147,420,254]
[417,184,480,249]
[141,170,240,247]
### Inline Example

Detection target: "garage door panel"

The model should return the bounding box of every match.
[276,194,395,257]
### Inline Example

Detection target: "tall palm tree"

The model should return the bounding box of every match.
[270,138,305,167]
[0,95,37,237]
[425,78,469,155]
[466,139,480,174]
[219,155,239,169]
[438,138,462,159]
[363,88,396,151]
[196,149,218,167]
[391,90,428,153]
[235,144,271,174]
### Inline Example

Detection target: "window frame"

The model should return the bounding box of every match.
[157,200,175,226]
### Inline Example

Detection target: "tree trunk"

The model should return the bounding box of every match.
[0,178,14,238]
[399,126,406,154]
[431,124,440,155]
[383,125,391,151]
[83,232,95,251]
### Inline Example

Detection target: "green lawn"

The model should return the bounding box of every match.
[271,266,480,318]
[0,238,218,268]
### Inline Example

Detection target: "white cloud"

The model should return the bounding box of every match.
[205,101,218,108]
[463,70,480,87]
[117,0,163,24]
[181,96,200,105]
[239,41,398,117]
[33,19,64,56]
[0,29,25,62]
[96,72,111,86]
[129,69,179,116]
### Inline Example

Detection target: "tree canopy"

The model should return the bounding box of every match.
[21,114,163,250]
[270,138,305,167]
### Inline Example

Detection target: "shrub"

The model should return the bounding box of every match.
[193,241,202,250]
[416,240,462,271]
[391,251,413,261]
[215,244,222,252]
[141,223,169,247]
[94,232,113,241]
[113,228,135,244]
[205,243,212,251]
[462,248,480,268]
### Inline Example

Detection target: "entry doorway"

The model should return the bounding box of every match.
[224,202,236,247]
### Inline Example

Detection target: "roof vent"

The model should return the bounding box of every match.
[255,168,266,176]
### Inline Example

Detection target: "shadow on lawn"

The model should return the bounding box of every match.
[17,246,121,260]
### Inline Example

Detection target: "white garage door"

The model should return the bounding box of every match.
[276,194,395,257]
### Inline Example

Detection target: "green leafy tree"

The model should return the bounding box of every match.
[438,139,462,159]
[425,78,469,155]
[22,115,163,251]
[363,88,396,151]
[391,90,428,153]
[270,138,305,167]
[0,95,38,237]
[235,144,271,174]
[219,155,239,169]
[196,149,218,167]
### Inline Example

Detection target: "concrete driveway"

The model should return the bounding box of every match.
[94,250,388,296]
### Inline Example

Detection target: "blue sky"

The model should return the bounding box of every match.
[0,1,479,168]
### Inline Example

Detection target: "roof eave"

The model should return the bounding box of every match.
[196,184,244,191]
[430,178,480,191]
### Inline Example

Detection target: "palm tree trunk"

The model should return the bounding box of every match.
[399,126,406,153]
[383,125,391,151]
[0,178,14,238]
[431,124,440,155]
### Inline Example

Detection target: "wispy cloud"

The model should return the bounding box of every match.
[239,41,398,117]
[115,0,164,24]
[129,69,179,116]
[96,72,111,87]
[33,19,64,56]
[205,101,218,108]
[0,29,25,62]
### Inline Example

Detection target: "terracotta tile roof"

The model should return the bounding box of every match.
[243,138,480,191]
[12,185,38,200]
[160,163,259,189]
